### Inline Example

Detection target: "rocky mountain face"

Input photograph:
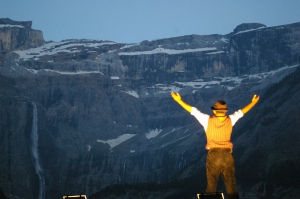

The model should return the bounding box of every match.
[0,18,44,53]
[0,18,300,199]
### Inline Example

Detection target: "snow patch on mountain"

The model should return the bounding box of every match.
[234,26,266,35]
[120,43,140,49]
[206,51,225,55]
[110,76,120,79]
[26,68,104,75]
[123,90,139,98]
[13,40,117,61]
[0,24,24,28]
[161,127,183,138]
[146,128,162,139]
[221,37,229,43]
[97,134,137,149]
[149,64,299,95]
[119,47,217,56]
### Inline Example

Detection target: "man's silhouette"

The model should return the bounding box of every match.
[171,92,260,199]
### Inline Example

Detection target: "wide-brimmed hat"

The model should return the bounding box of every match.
[211,100,228,112]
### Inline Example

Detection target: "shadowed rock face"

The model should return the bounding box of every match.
[0,18,300,199]
[0,93,38,199]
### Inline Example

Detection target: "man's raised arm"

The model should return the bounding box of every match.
[241,94,260,114]
[171,92,192,113]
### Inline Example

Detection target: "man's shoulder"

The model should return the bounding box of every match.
[229,110,244,117]
[191,107,210,118]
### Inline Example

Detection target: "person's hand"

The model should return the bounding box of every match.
[171,92,181,102]
[170,92,192,112]
[241,94,260,114]
[252,94,260,104]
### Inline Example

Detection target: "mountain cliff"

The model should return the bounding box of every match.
[0,18,300,199]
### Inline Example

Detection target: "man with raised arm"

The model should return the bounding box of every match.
[171,92,260,199]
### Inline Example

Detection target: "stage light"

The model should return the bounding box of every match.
[63,195,87,199]
[197,192,224,199]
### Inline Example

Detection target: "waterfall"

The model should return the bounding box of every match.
[31,103,45,199]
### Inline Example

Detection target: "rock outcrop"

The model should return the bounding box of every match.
[0,18,44,54]
[233,23,266,33]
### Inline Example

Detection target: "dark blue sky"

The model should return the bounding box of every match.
[1,0,299,43]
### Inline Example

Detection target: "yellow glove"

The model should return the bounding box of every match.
[171,92,181,102]
[252,94,260,104]
[171,92,192,113]
[241,94,260,114]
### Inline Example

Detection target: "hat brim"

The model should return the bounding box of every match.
[211,106,228,112]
